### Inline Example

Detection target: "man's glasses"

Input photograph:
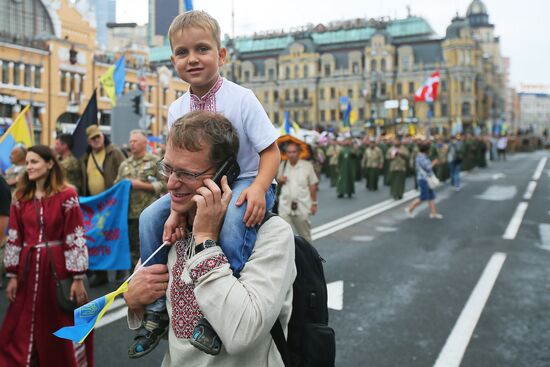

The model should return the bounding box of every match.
[157,160,212,183]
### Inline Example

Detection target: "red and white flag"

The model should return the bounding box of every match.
[414,71,440,102]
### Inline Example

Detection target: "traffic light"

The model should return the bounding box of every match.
[132,95,141,115]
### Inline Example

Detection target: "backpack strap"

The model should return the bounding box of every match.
[262,212,291,366]
[271,320,290,367]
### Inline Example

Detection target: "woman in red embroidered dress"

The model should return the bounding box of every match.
[0,145,94,367]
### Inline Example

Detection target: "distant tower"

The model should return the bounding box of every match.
[89,0,116,47]
[148,0,193,47]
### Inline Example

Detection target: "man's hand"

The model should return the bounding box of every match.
[192,176,232,244]
[278,176,288,185]
[311,203,318,215]
[124,264,169,310]
[163,210,188,244]
[236,183,266,227]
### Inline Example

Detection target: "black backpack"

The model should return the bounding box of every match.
[262,213,336,367]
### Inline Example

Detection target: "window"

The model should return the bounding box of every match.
[274,112,279,123]
[60,72,67,92]
[293,111,298,121]
[408,82,415,94]
[324,64,331,77]
[294,65,299,79]
[34,67,41,88]
[401,56,409,71]
[303,110,309,122]
[303,65,308,78]
[352,62,360,75]
[285,89,290,101]
[268,68,275,80]
[330,110,336,121]
[381,59,386,72]
[320,110,326,122]
[380,83,386,96]
[465,79,471,92]
[13,63,21,85]
[441,102,448,117]
[24,65,32,87]
[348,88,353,98]
[359,108,365,120]
[264,91,269,103]
[244,71,250,82]
[274,90,279,102]
[320,88,325,100]
[303,88,308,100]
[286,66,290,79]
[370,59,377,72]
[294,89,299,102]
[460,80,465,92]
[330,87,336,99]
[441,80,447,92]
[462,102,471,116]
[397,82,402,95]
[2,62,8,84]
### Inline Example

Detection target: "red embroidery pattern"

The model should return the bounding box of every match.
[189,76,223,112]
[190,254,228,282]
[170,240,203,339]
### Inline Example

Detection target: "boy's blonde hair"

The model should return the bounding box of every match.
[168,10,221,50]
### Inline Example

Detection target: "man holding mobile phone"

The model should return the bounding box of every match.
[124,111,295,366]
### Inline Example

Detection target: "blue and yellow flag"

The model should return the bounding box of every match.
[54,281,128,343]
[99,56,126,106]
[0,105,33,172]
[280,111,301,136]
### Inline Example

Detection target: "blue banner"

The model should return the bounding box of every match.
[80,180,131,270]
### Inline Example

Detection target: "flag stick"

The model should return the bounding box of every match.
[126,241,170,283]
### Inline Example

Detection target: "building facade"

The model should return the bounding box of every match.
[519,93,550,134]
[0,0,187,145]
[89,0,116,49]
[218,0,505,136]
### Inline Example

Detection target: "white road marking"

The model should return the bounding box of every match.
[523,181,537,200]
[375,226,399,233]
[536,224,550,252]
[476,185,517,201]
[532,157,547,181]
[96,306,128,329]
[491,173,505,180]
[351,235,375,242]
[433,252,507,367]
[502,202,529,240]
[327,280,344,311]
[312,190,417,240]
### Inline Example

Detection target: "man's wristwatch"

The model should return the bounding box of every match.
[195,239,218,254]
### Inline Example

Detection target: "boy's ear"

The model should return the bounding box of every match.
[170,54,176,67]
[218,47,227,67]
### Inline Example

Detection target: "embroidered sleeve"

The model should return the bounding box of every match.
[62,192,89,274]
[4,202,23,275]
[189,253,229,282]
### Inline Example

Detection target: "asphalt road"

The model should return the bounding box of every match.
[1,150,549,366]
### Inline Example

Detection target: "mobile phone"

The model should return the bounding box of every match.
[212,157,240,187]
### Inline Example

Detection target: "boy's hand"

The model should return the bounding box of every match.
[236,183,266,227]
[163,210,188,244]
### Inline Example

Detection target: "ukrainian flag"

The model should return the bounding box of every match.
[0,105,33,172]
[54,281,128,343]
[99,55,126,106]
[280,111,300,136]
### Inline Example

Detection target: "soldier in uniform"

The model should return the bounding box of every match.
[4,145,26,191]
[387,138,410,200]
[115,130,167,268]
[54,133,82,191]
[326,140,340,187]
[337,138,356,198]
[362,138,383,191]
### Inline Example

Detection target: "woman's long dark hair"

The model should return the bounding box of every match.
[16,145,67,201]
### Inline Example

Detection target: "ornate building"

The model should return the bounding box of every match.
[0,0,187,145]
[218,0,505,135]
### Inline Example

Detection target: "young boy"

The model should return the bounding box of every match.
[127,10,281,358]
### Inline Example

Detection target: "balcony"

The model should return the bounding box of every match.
[279,99,313,108]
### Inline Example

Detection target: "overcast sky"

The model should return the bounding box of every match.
[116,0,549,88]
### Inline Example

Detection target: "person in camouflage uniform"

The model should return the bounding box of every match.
[337,139,356,198]
[362,138,383,191]
[435,137,449,182]
[326,141,340,187]
[4,145,26,191]
[387,139,410,200]
[115,130,167,267]
[54,134,82,192]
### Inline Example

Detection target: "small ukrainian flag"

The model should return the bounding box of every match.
[54,281,128,343]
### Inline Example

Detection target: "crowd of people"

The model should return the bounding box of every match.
[0,8,525,367]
